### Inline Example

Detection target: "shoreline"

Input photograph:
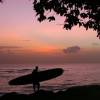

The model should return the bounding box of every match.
[1,85,100,100]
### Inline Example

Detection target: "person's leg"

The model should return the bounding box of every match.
[33,83,36,93]
[37,82,40,91]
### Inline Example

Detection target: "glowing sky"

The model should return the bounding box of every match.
[0,0,100,64]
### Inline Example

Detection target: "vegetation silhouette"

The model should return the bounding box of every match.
[33,0,100,38]
[1,0,100,38]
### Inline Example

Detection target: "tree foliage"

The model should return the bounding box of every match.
[33,0,100,38]
[0,0,2,2]
[1,0,100,38]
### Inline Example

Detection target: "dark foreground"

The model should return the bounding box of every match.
[1,85,100,100]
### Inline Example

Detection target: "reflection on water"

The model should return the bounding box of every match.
[0,63,100,94]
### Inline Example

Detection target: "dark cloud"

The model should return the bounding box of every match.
[63,46,80,54]
[22,40,31,42]
[0,46,21,49]
[92,43,100,46]
[0,46,22,55]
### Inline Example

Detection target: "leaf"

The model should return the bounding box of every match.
[38,14,46,22]
[48,16,55,22]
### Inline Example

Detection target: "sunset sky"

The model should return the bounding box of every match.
[0,0,100,64]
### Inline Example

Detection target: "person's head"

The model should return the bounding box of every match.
[35,66,38,70]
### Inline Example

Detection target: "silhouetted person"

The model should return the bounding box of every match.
[32,66,40,92]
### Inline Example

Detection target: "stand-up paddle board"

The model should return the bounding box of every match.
[9,68,63,85]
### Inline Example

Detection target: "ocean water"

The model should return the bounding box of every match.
[0,63,100,94]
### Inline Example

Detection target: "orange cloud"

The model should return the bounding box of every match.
[30,46,59,53]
